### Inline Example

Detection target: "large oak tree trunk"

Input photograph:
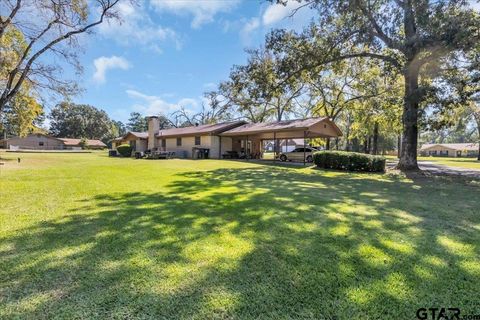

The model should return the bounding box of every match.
[345,122,350,151]
[352,138,360,152]
[477,127,480,161]
[398,64,420,171]
[476,121,480,160]
[372,122,379,155]
[397,135,401,158]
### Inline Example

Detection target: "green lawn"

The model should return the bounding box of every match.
[1,152,479,319]
[386,155,480,170]
[418,156,480,170]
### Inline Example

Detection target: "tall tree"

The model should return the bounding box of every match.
[112,120,127,137]
[49,102,117,142]
[0,87,44,137]
[126,112,148,132]
[469,102,480,160]
[218,64,273,123]
[427,41,480,158]
[0,21,45,137]
[0,0,124,112]
[218,48,304,122]
[306,58,393,149]
[268,0,480,170]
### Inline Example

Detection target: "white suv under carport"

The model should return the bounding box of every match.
[279,147,318,162]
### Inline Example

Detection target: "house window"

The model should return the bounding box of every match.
[161,139,166,148]
[176,137,182,146]
[39,142,44,146]
[195,136,201,145]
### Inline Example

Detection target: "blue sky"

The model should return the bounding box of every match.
[70,0,315,123]
[67,0,480,124]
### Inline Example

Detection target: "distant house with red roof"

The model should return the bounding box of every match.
[4,134,106,150]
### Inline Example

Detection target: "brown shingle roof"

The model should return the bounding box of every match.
[155,121,246,138]
[58,138,107,147]
[220,117,342,136]
[112,132,148,142]
[128,132,148,139]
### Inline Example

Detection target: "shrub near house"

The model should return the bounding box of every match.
[313,151,386,172]
[116,144,133,157]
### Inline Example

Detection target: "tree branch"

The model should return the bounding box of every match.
[356,0,399,50]
[0,0,121,110]
[0,0,22,38]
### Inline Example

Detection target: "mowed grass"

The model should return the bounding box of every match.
[418,156,480,170]
[0,152,479,319]
[386,155,480,170]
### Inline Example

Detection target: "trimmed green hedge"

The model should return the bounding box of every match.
[116,144,133,157]
[313,151,386,172]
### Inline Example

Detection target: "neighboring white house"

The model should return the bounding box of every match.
[419,143,479,158]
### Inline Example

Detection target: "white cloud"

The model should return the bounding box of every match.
[263,1,294,26]
[262,1,311,26]
[240,17,260,44]
[203,82,217,89]
[243,17,260,34]
[126,89,199,115]
[150,0,241,28]
[93,56,130,84]
[471,0,480,11]
[99,1,181,52]
[234,1,314,45]
[178,98,199,108]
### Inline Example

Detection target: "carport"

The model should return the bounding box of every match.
[219,117,343,165]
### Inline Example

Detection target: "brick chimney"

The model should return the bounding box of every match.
[147,116,159,150]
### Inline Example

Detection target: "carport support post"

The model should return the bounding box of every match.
[219,135,222,159]
[303,131,306,166]
[273,131,276,163]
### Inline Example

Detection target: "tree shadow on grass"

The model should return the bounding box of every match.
[1,166,479,319]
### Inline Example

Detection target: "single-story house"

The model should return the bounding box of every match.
[145,116,342,159]
[149,120,248,158]
[419,143,479,158]
[112,131,148,152]
[4,134,106,150]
